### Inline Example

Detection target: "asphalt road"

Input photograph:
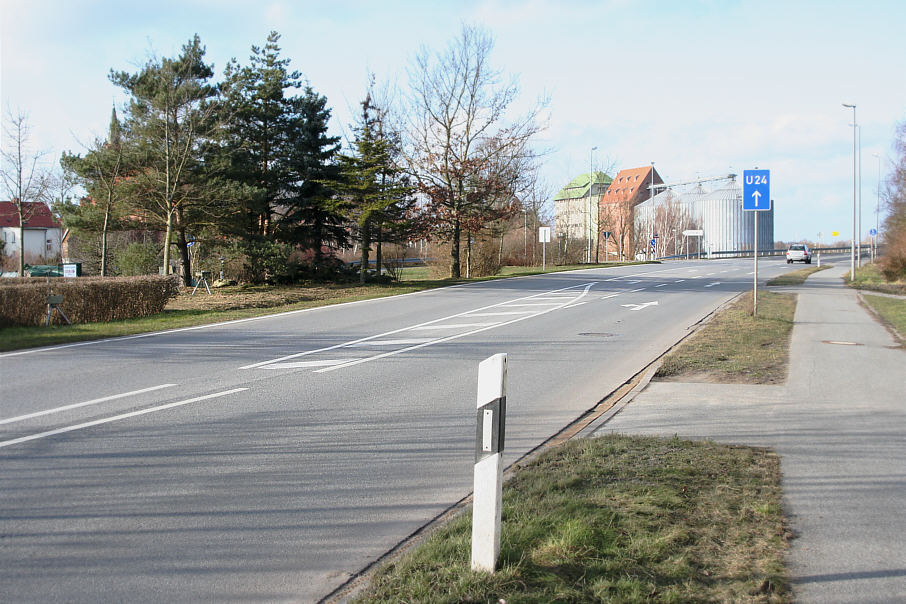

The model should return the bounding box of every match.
[0,257,798,602]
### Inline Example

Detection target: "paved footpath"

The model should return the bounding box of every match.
[594,265,906,603]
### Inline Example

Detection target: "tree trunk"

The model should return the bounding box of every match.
[162,210,174,276]
[359,222,370,284]
[466,231,472,279]
[101,197,111,277]
[376,222,383,277]
[450,217,461,279]
[177,227,192,287]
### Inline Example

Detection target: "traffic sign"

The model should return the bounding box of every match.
[742,169,771,211]
[650,239,657,248]
[870,228,878,236]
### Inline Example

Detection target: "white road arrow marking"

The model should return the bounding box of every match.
[621,301,659,311]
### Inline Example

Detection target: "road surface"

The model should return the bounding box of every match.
[0,257,798,602]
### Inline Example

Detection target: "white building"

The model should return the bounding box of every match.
[1,201,63,270]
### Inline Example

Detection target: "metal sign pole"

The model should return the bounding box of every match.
[754,210,759,316]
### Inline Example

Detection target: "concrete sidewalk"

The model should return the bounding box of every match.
[593,265,906,603]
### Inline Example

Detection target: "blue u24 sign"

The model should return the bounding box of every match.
[743,169,770,211]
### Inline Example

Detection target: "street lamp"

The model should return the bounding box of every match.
[587,149,594,264]
[843,103,857,280]
[873,152,881,262]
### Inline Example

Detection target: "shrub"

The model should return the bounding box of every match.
[0,275,179,327]
[114,242,161,276]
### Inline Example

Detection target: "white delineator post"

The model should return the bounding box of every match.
[471,353,507,573]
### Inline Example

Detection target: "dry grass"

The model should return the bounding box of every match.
[655,290,796,384]
[355,435,790,603]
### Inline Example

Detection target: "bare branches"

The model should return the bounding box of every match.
[404,25,548,277]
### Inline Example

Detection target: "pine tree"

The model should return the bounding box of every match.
[338,86,416,282]
[59,107,127,276]
[279,86,345,273]
[110,34,218,285]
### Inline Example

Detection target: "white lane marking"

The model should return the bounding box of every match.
[675,279,686,283]
[605,278,621,282]
[314,283,597,374]
[263,360,360,369]
[627,287,646,293]
[411,323,500,330]
[601,294,619,300]
[0,384,178,426]
[344,339,434,347]
[656,283,668,288]
[627,280,642,284]
[240,282,596,370]
[501,303,561,307]
[621,301,659,311]
[0,389,248,450]
[563,302,587,309]
[462,311,536,317]
[705,282,721,288]
[692,275,704,279]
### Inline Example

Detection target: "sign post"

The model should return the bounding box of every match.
[538,227,551,271]
[743,169,771,316]
[471,353,507,573]
[602,231,611,262]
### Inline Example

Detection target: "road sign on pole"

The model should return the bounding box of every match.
[742,170,771,211]
[743,169,770,315]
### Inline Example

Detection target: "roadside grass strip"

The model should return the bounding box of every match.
[766,264,832,286]
[861,294,906,344]
[655,290,796,384]
[354,434,790,603]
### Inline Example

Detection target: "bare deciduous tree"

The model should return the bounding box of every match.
[405,24,548,278]
[1,108,51,275]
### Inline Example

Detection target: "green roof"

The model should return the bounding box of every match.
[553,171,613,201]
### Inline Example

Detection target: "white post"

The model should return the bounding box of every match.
[471,353,507,573]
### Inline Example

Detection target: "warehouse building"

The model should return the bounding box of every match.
[633,175,774,258]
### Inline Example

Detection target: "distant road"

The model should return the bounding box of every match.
[0,257,810,602]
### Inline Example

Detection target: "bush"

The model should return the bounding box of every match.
[114,242,161,276]
[0,275,179,327]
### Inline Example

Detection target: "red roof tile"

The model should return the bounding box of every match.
[0,201,61,229]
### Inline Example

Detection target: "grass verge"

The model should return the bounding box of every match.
[0,262,649,353]
[766,264,831,286]
[861,294,906,344]
[655,290,796,384]
[355,434,790,603]
[844,262,906,295]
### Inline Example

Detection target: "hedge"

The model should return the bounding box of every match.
[0,276,180,327]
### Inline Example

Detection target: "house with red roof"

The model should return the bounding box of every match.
[598,165,662,260]
[0,201,63,270]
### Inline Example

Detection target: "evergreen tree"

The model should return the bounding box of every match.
[110,34,218,285]
[338,86,416,282]
[216,32,300,245]
[279,86,345,271]
[59,107,127,276]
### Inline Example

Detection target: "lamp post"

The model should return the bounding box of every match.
[858,124,862,267]
[873,152,881,262]
[843,103,857,280]
[588,146,597,263]
[522,208,528,266]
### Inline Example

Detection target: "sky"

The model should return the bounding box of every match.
[2,0,905,243]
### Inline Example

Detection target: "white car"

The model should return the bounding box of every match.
[786,244,811,264]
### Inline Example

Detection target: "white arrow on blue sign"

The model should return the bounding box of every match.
[743,169,771,211]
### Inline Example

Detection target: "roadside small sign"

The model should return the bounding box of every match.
[683,229,703,237]
[538,226,551,243]
[742,169,771,211]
